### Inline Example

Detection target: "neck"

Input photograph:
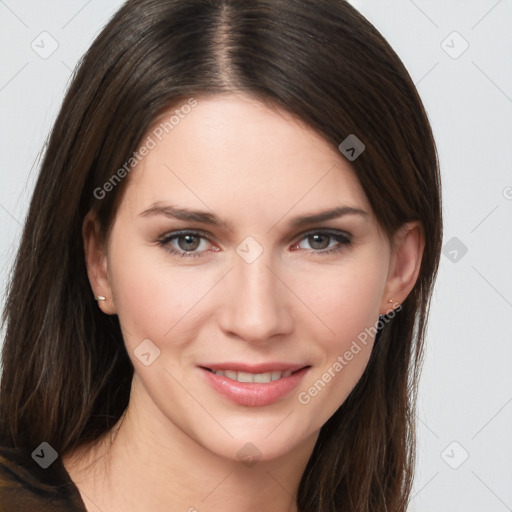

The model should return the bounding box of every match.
[63,377,317,512]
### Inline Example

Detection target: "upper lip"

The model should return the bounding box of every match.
[199,362,310,373]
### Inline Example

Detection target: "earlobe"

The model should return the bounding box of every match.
[380,222,425,315]
[82,211,117,315]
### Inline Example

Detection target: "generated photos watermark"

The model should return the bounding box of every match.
[93,97,198,200]
[297,303,401,405]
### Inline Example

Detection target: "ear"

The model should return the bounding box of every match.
[82,210,117,315]
[380,221,425,315]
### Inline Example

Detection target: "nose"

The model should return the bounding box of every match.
[218,253,294,344]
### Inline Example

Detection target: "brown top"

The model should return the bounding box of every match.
[0,445,86,511]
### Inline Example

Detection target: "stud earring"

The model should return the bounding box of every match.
[95,295,106,301]
[388,298,394,303]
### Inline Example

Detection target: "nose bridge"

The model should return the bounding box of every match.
[219,249,292,342]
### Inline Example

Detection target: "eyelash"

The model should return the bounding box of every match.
[156,229,352,258]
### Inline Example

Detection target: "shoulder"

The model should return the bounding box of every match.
[0,444,86,512]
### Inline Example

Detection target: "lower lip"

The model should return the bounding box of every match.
[200,367,310,407]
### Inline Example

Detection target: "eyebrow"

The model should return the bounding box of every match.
[138,203,368,230]
[288,206,368,227]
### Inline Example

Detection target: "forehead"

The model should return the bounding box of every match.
[118,94,372,224]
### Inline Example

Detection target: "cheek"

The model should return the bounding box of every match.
[291,256,386,417]
[107,241,215,349]
[292,257,387,349]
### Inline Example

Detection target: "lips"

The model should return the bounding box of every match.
[200,362,307,373]
[199,362,311,407]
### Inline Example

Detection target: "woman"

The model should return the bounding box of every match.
[0,0,442,511]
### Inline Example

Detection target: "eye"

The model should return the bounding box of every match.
[293,230,351,255]
[157,231,215,257]
[157,229,351,258]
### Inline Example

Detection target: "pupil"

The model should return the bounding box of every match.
[178,235,200,251]
[309,234,329,250]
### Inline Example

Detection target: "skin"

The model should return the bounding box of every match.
[64,94,424,512]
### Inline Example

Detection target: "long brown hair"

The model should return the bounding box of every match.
[0,1,442,510]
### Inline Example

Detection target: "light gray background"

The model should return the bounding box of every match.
[1,1,511,511]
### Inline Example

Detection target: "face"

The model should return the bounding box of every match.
[90,94,402,462]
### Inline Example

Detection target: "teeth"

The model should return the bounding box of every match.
[237,371,253,383]
[212,369,293,383]
[254,372,272,383]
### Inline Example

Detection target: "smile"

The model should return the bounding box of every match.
[206,369,294,383]
[200,364,311,407]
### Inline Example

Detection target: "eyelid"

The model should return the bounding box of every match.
[158,227,351,244]
[291,227,352,244]
[158,229,215,244]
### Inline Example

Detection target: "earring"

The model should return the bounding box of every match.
[388,298,394,303]
[95,295,106,301]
